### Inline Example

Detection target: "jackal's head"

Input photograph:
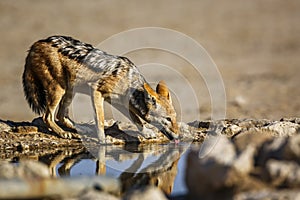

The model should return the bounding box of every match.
[143,81,179,141]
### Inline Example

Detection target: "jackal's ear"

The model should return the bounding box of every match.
[144,83,158,99]
[156,80,172,102]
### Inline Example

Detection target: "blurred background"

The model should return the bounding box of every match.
[0,0,299,122]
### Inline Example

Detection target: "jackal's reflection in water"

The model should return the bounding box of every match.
[38,143,187,195]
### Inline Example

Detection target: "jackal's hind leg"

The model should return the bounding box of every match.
[129,111,157,139]
[44,87,73,139]
[57,89,76,131]
[91,88,105,142]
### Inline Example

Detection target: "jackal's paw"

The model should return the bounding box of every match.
[57,131,72,139]
[96,129,106,143]
[58,117,76,131]
[57,131,81,139]
[141,126,157,139]
[70,132,81,139]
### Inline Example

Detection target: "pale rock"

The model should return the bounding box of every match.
[0,121,12,132]
[256,137,287,166]
[0,160,50,179]
[69,190,120,200]
[234,189,300,200]
[284,134,300,160]
[233,129,274,153]
[186,136,237,195]
[233,145,255,174]
[123,186,168,200]
[19,160,50,179]
[198,136,236,164]
[258,135,300,166]
[264,121,299,136]
[226,124,243,137]
[266,159,300,188]
[178,122,195,141]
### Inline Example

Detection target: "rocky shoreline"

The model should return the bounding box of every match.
[0,117,299,199]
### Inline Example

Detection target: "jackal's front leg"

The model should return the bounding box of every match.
[129,111,157,139]
[91,88,105,142]
[44,86,75,139]
[57,89,76,131]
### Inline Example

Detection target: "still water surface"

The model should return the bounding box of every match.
[38,142,197,196]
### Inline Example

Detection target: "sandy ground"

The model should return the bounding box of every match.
[0,0,299,123]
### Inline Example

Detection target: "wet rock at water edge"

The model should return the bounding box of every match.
[185,124,300,199]
[266,159,300,188]
[72,190,120,200]
[123,186,168,200]
[0,160,50,179]
[185,136,266,199]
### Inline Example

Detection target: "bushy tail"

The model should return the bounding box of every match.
[22,61,46,115]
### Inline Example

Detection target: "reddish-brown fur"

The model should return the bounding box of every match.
[23,36,179,142]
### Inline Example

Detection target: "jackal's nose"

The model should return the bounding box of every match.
[174,139,180,144]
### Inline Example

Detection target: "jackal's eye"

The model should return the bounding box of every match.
[166,117,172,122]
[151,97,157,105]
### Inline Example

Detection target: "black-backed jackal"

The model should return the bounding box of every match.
[22,36,179,142]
